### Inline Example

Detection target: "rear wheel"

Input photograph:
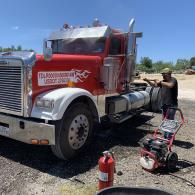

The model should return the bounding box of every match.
[51,103,93,160]
[166,152,178,170]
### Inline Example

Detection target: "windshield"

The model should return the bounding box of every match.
[51,37,106,55]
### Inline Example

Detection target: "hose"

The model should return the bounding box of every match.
[168,172,195,188]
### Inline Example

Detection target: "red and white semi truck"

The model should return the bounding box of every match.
[0,19,161,160]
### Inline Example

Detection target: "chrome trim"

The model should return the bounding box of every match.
[0,59,24,116]
[0,52,36,117]
[23,56,36,117]
[23,65,28,117]
[23,65,32,117]
[0,113,55,145]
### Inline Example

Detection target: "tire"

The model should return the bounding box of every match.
[166,152,178,171]
[145,86,153,111]
[151,87,162,113]
[51,102,93,160]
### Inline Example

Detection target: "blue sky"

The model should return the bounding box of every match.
[0,0,195,63]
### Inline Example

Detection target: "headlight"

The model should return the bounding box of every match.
[36,97,54,108]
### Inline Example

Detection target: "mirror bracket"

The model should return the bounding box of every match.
[43,39,53,61]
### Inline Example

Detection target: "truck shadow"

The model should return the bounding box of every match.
[0,113,154,179]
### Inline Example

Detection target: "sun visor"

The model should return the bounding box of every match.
[48,26,111,40]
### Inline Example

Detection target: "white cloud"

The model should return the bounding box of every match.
[12,26,19,30]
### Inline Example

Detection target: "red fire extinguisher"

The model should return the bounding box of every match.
[98,151,115,190]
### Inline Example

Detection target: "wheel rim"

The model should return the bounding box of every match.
[68,114,89,149]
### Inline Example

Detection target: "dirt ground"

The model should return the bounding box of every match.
[0,74,195,195]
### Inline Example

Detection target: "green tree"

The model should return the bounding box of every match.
[140,57,153,69]
[0,45,32,52]
[11,45,15,51]
[137,57,154,73]
[152,61,173,73]
[175,59,189,70]
[190,57,195,67]
[17,45,22,51]
[3,47,11,52]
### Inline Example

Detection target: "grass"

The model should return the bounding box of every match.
[60,182,98,195]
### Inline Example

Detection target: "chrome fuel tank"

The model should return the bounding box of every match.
[122,91,150,111]
[106,90,150,114]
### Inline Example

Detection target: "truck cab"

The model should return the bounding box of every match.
[0,19,161,160]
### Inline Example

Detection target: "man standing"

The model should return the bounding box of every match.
[143,68,178,119]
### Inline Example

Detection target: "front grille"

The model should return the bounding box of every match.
[0,65,23,115]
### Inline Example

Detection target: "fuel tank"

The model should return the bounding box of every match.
[122,91,150,111]
[106,91,150,114]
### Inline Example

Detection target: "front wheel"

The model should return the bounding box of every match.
[51,103,93,160]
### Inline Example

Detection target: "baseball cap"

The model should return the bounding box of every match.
[161,68,172,74]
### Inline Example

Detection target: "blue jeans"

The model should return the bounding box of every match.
[162,104,177,120]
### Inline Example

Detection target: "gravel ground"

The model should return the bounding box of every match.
[0,99,194,195]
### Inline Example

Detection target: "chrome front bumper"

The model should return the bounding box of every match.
[0,113,55,145]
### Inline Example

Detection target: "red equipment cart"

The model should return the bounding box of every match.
[140,107,185,171]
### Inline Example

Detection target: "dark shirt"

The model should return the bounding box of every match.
[161,77,178,106]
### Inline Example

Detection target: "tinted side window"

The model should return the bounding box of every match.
[52,40,59,53]
[109,37,121,55]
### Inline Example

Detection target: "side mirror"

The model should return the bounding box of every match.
[43,39,53,61]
